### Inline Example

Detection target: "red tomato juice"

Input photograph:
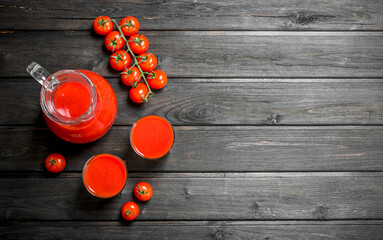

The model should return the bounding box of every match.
[53,81,91,118]
[44,70,117,143]
[130,115,174,159]
[83,154,127,198]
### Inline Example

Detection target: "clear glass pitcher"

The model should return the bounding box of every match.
[26,62,118,144]
[27,62,97,125]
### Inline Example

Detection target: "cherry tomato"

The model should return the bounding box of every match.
[138,53,157,72]
[134,182,153,201]
[121,201,139,221]
[44,153,66,173]
[109,50,131,71]
[93,16,114,35]
[147,70,167,89]
[121,66,141,86]
[129,83,149,103]
[128,34,149,54]
[119,16,139,36]
[105,31,125,52]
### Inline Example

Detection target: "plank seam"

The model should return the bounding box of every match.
[2,29,383,33]
[2,124,383,127]
[2,171,383,178]
[2,219,383,223]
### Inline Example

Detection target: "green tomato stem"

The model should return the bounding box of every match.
[125,210,134,216]
[49,159,56,166]
[137,184,147,195]
[111,19,154,96]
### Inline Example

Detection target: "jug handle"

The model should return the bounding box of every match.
[26,62,51,86]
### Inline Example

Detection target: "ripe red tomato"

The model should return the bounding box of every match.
[147,70,167,89]
[119,16,139,36]
[129,83,149,103]
[44,153,66,173]
[121,201,139,221]
[128,34,149,54]
[138,53,157,72]
[93,16,114,35]
[134,182,153,201]
[105,31,125,52]
[121,66,141,86]
[109,50,131,71]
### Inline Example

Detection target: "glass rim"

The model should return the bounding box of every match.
[130,115,175,160]
[40,69,97,125]
[82,153,127,199]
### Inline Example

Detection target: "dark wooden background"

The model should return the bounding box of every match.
[1,1,383,239]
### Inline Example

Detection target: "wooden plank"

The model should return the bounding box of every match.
[1,78,382,125]
[1,31,383,78]
[2,221,383,240]
[1,126,383,172]
[1,0,382,31]
[1,173,383,220]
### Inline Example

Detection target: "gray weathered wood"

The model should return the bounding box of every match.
[1,172,383,220]
[1,31,383,78]
[1,126,382,172]
[2,221,383,240]
[1,0,383,237]
[1,0,382,31]
[1,78,382,125]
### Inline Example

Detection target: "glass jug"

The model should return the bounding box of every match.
[27,62,117,144]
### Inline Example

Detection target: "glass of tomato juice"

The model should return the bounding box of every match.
[130,115,175,159]
[82,154,127,198]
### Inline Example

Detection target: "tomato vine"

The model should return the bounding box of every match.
[94,16,167,103]
[110,19,154,98]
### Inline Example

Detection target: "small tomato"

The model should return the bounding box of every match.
[93,16,114,35]
[44,153,66,173]
[110,50,131,71]
[128,34,149,54]
[121,201,139,221]
[105,31,125,52]
[147,70,167,89]
[134,182,153,201]
[119,16,139,36]
[129,83,149,103]
[121,66,141,87]
[138,52,157,72]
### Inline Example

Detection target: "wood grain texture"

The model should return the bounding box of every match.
[2,221,383,240]
[1,31,383,78]
[1,0,383,237]
[1,78,382,125]
[1,173,383,220]
[1,126,382,172]
[0,0,382,31]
